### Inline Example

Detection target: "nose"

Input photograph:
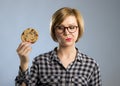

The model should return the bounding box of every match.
[64,28,70,35]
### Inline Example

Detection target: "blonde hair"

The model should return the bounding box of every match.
[50,7,84,42]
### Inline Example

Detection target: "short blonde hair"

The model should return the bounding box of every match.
[50,7,84,42]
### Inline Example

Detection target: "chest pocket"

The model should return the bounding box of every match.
[71,75,88,86]
[40,74,60,85]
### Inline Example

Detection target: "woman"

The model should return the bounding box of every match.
[15,7,102,86]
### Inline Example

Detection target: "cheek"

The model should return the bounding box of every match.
[55,31,62,41]
[56,34,62,41]
[55,34,66,44]
[74,30,79,41]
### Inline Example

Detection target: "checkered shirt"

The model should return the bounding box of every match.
[15,47,102,86]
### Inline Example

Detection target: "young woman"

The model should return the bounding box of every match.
[15,7,102,86]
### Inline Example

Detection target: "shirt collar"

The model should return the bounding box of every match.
[50,47,60,61]
[50,47,82,62]
[76,49,83,62]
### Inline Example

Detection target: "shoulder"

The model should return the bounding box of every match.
[32,49,55,64]
[78,51,100,69]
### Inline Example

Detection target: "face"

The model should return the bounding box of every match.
[55,16,79,47]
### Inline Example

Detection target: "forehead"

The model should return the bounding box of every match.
[61,16,77,26]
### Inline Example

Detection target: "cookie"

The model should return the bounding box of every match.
[21,28,39,43]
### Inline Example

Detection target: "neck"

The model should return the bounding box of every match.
[57,45,76,59]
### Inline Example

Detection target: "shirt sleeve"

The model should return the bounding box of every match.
[89,63,102,86]
[15,67,29,86]
[15,59,39,86]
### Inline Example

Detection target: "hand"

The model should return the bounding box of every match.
[16,42,32,71]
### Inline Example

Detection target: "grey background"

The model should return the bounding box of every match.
[0,0,119,86]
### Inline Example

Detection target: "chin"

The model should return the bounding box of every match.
[61,43,74,47]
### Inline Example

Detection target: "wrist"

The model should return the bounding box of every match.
[20,62,28,72]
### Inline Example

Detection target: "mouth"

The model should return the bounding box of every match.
[65,38,72,41]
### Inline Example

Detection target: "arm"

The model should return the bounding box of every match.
[15,42,32,86]
[89,63,102,86]
[15,67,29,86]
[21,82,26,86]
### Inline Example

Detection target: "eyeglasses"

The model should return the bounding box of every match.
[55,25,78,34]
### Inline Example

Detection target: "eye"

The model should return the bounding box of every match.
[57,26,64,30]
[69,26,75,29]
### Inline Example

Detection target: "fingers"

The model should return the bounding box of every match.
[17,42,31,52]
[16,42,32,57]
[23,46,32,56]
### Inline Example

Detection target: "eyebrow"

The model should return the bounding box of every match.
[59,23,78,26]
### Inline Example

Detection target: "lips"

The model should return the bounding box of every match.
[65,38,72,41]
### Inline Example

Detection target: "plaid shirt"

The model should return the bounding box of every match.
[15,47,102,86]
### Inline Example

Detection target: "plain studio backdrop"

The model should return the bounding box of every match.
[0,0,119,86]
